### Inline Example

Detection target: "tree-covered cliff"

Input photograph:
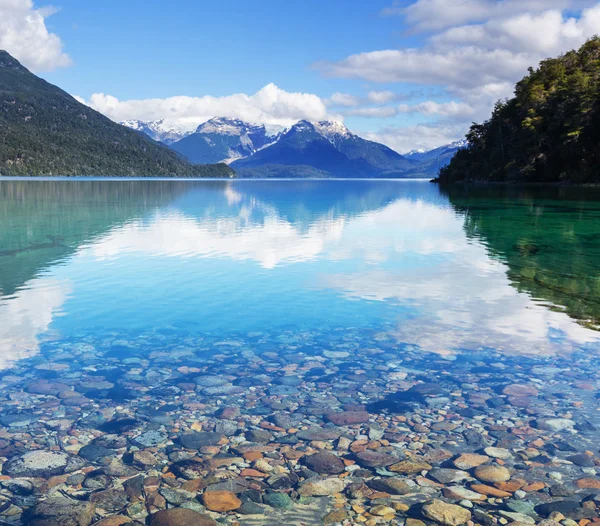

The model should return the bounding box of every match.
[439,37,600,184]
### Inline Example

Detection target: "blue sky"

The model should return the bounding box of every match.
[1,0,599,151]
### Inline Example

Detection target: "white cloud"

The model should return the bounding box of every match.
[382,0,590,32]
[328,92,360,107]
[344,106,400,118]
[366,122,468,153]
[0,278,70,370]
[319,1,600,151]
[432,5,600,55]
[367,90,398,104]
[0,0,71,72]
[398,100,476,118]
[77,83,340,129]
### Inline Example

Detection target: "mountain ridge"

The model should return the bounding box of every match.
[121,116,465,179]
[0,50,234,177]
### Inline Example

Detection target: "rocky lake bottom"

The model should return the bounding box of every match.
[1,179,599,525]
[0,325,599,526]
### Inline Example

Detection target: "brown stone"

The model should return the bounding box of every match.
[453,453,489,470]
[522,482,546,491]
[422,499,471,526]
[325,411,370,425]
[389,459,432,473]
[94,517,133,526]
[502,384,539,397]
[474,465,510,483]
[324,510,349,524]
[577,478,600,489]
[150,508,217,526]
[471,484,512,497]
[201,490,242,512]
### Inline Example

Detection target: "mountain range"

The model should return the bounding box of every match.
[0,50,233,177]
[123,117,465,178]
[0,47,463,178]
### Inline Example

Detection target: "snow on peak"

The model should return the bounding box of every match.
[450,138,468,149]
[313,120,352,140]
[120,119,196,144]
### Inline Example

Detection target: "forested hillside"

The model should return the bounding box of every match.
[0,51,234,177]
[439,37,600,184]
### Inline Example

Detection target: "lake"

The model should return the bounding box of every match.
[1,179,600,525]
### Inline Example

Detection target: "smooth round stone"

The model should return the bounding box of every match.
[422,499,471,526]
[353,449,398,468]
[2,450,70,478]
[150,509,217,526]
[201,490,242,512]
[179,432,222,449]
[325,411,369,425]
[536,418,575,432]
[453,453,489,470]
[474,465,511,483]
[131,431,168,448]
[296,428,340,441]
[298,477,348,496]
[484,447,512,459]
[194,376,229,387]
[28,497,95,526]
[502,384,539,397]
[323,350,350,359]
[368,478,412,495]
[303,452,345,474]
[263,492,293,509]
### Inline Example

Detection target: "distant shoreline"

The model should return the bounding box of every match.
[431,179,600,188]
[0,176,432,182]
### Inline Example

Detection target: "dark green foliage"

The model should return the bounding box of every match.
[440,184,600,329]
[0,51,235,177]
[233,164,331,178]
[439,37,600,184]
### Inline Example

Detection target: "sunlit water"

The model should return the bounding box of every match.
[1,179,600,371]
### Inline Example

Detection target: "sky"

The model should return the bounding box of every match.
[1,0,600,152]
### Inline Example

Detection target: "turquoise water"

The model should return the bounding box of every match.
[1,179,599,370]
[3,179,600,526]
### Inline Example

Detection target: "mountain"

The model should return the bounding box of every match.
[439,37,600,184]
[231,120,414,178]
[405,139,467,164]
[0,51,234,177]
[402,139,467,178]
[170,117,283,164]
[120,119,194,145]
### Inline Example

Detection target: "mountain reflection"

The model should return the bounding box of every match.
[440,184,600,331]
[0,179,598,371]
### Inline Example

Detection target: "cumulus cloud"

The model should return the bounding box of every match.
[344,106,400,118]
[77,83,340,129]
[328,92,360,107]
[398,100,476,118]
[367,90,399,104]
[365,122,468,153]
[318,1,600,152]
[382,0,591,32]
[323,3,600,103]
[0,0,71,72]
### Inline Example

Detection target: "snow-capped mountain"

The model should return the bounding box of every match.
[232,119,414,178]
[123,114,465,178]
[120,119,195,145]
[404,139,468,163]
[401,138,469,178]
[170,117,284,164]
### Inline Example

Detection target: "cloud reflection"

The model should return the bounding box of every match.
[0,278,70,370]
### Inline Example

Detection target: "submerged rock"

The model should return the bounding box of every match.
[2,450,71,478]
[422,499,472,526]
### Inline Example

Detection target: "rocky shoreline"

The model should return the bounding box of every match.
[0,326,598,525]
